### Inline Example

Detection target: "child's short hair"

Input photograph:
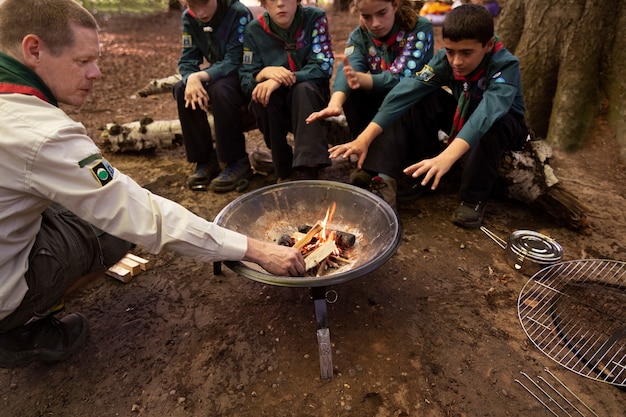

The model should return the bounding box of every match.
[442,3,493,45]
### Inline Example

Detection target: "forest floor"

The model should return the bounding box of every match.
[1,7,625,417]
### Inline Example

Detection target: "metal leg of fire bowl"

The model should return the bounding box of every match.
[213,261,222,275]
[312,286,333,379]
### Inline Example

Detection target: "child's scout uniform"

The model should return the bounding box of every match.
[239,6,334,180]
[174,0,252,167]
[367,37,529,202]
[334,16,435,136]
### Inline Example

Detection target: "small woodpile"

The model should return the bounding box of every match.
[106,253,150,283]
[278,203,357,277]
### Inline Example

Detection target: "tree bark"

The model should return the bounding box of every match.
[497,0,625,156]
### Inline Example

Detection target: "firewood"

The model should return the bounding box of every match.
[293,222,323,250]
[119,257,142,276]
[100,118,185,152]
[498,138,590,233]
[105,253,150,282]
[298,225,356,249]
[124,253,150,271]
[304,240,338,271]
[105,264,133,283]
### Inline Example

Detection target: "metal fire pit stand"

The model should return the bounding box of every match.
[312,286,333,379]
[211,181,402,379]
[214,260,334,379]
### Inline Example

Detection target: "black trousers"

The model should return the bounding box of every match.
[363,88,457,179]
[249,81,331,179]
[173,73,248,164]
[363,88,529,202]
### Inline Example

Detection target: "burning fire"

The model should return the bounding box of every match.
[282,202,354,276]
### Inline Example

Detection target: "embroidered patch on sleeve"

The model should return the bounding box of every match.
[243,50,253,65]
[344,45,354,56]
[182,33,192,48]
[415,65,435,82]
[89,158,115,187]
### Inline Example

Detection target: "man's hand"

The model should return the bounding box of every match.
[184,72,210,111]
[244,238,306,276]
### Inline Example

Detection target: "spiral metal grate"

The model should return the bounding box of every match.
[518,259,626,386]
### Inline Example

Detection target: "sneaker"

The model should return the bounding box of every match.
[0,313,90,368]
[349,169,373,189]
[187,161,219,190]
[210,157,253,193]
[451,201,486,228]
[369,175,397,210]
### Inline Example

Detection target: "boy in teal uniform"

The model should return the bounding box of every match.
[173,0,253,192]
[329,4,528,226]
[239,0,334,181]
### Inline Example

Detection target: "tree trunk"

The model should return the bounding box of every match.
[497,0,626,156]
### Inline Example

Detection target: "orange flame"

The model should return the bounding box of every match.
[320,202,336,241]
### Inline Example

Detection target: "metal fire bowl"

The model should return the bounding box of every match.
[213,180,402,287]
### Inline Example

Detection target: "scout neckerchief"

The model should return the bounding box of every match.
[0,52,58,106]
[188,0,235,63]
[368,23,400,71]
[258,5,304,71]
[449,38,503,143]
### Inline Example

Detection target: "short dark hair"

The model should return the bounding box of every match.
[0,0,98,57]
[442,3,494,45]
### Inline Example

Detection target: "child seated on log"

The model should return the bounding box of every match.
[173,0,253,192]
[328,3,529,227]
[306,0,435,204]
[238,0,334,182]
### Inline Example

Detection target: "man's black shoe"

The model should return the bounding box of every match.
[0,313,90,368]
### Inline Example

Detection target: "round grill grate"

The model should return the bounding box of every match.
[518,259,626,386]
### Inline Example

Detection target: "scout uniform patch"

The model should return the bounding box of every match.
[243,49,253,65]
[415,65,435,81]
[182,33,192,48]
[78,154,115,187]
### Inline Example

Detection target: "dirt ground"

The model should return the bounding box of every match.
[2,8,625,417]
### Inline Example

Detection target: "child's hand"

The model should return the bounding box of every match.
[305,105,342,124]
[184,73,210,111]
[328,138,369,169]
[251,79,281,106]
[342,56,361,89]
[258,66,296,87]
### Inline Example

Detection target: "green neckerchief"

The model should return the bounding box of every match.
[200,0,236,62]
[264,5,304,71]
[0,52,58,106]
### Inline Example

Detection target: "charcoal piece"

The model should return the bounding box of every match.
[278,234,295,247]
[298,224,355,248]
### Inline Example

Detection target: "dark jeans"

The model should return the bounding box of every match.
[173,74,248,164]
[0,204,131,332]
